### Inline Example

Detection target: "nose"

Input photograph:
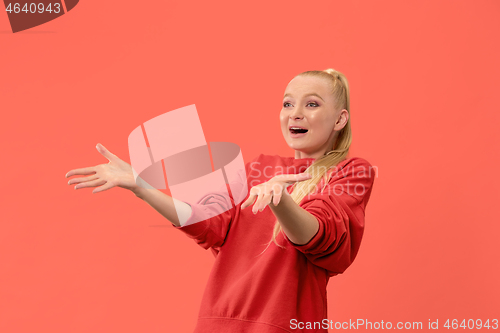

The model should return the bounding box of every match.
[289,105,304,120]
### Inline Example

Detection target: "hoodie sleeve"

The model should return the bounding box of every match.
[171,184,236,255]
[286,157,376,277]
[171,157,256,255]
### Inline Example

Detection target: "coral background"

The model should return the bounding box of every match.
[1,0,499,332]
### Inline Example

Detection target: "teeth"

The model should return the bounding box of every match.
[291,127,305,130]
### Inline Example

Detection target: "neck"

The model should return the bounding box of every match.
[295,150,319,159]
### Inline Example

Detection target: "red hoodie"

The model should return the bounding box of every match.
[172,154,375,332]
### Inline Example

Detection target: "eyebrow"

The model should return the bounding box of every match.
[283,93,325,102]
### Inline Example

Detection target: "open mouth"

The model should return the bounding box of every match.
[289,127,308,134]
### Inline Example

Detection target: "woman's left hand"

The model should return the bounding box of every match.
[241,173,312,214]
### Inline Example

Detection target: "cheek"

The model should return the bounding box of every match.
[309,117,334,136]
[279,113,288,126]
[311,112,333,126]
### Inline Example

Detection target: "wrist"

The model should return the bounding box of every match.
[131,186,146,198]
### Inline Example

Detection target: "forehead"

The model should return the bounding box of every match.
[284,75,332,96]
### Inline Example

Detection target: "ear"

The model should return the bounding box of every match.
[334,109,349,131]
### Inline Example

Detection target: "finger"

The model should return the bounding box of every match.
[241,186,261,209]
[92,182,115,194]
[275,172,311,181]
[286,173,312,184]
[96,143,118,162]
[253,191,266,214]
[258,184,277,212]
[272,192,282,206]
[259,192,273,212]
[241,193,257,209]
[68,174,99,186]
[272,184,283,206]
[74,178,107,190]
[293,172,312,180]
[65,167,96,178]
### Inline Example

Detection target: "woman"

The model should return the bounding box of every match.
[66,68,376,332]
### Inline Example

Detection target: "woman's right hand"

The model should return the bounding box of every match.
[65,143,139,194]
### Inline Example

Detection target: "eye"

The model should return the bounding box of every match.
[283,102,292,107]
[307,102,319,107]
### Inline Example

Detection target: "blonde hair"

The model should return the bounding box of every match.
[260,68,352,254]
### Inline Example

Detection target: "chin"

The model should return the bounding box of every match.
[288,145,307,153]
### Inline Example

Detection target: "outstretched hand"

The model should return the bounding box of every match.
[65,143,138,194]
[241,173,312,214]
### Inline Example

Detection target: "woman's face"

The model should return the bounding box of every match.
[280,75,348,159]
